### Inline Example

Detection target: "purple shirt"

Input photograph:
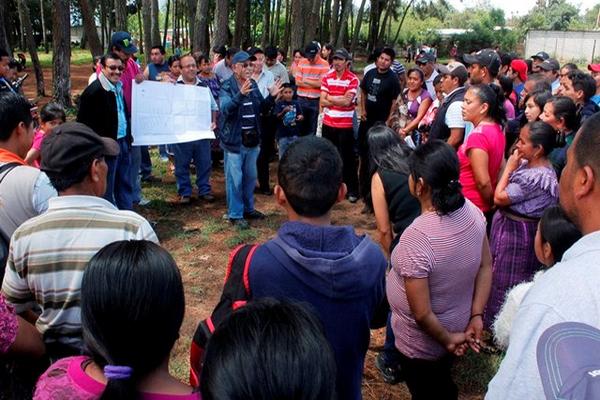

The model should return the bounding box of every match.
[387,200,486,360]
[34,356,201,400]
[506,162,558,217]
[0,294,18,354]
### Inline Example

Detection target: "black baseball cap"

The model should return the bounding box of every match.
[539,58,560,71]
[531,51,550,61]
[463,49,501,76]
[332,48,351,61]
[41,122,120,174]
[305,42,320,59]
[415,52,435,64]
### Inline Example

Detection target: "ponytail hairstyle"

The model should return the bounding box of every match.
[547,95,579,132]
[468,83,507,127]
[539,206,582,264]
[526,121,557,157]
[408,139,465,215]
[81,240,185,400]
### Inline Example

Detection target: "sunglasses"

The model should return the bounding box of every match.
[242,62,253,68]
[416,61,427,66]
[107,65,125,71]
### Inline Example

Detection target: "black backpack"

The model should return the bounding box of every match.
[189,244,258,386]
[0,162,20,281]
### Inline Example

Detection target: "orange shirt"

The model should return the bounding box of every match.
[294,56,330,99]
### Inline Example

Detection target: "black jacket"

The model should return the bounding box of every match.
[77,76,132,144]
[429,86,465,143]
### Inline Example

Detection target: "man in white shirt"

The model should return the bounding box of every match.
[486,112,600,399]
[415,52,438,99]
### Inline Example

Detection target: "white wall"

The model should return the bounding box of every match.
[526,30,600,63]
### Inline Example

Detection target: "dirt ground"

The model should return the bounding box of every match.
[20,65,488,400]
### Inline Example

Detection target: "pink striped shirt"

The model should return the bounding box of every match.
[387,200,486,360]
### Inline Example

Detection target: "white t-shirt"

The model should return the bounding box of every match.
[445,101,465,129]
[486,231,600,399]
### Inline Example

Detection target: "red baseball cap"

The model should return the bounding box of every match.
[510,59,528,82]
[588,64,600,73]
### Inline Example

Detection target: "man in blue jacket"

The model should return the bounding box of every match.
[248,137,387,400]
[219,51,282,229]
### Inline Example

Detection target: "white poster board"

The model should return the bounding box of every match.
[131,80,215,145]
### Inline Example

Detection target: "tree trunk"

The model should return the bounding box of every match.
[151,0,160,46]
[186,0,195,50]
[392,0,414,46]
[0,0,10,55]
[53,0,71,107]
[335,0,351,47]
[213,0,228,48]
[78,0,103,56]
[260,0,270,48]
[377,0,392,46]
[304,0,320,44]
[193,0,208,54]
[162,0,170,48]
[281,0,291,55]
[142,0,152,55]
[18,0,45,96]
[172,0,177,48]
[40,0,48,52]
[114,0,128,31]
[137,1,144,53]
[100,0,106,50]
[350,0,366,53]
[272,0,281,44]
[321,0,331,43]
[232,0,248,49]
[367,0,380,51]
[290,0,303,52]
[330,0,339,44]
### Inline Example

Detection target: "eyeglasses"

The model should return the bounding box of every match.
[107,65,125,71]
[416,62,427,66]
[240,62,253,68]
[181,64,197,69]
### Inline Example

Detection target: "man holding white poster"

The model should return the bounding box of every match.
[172,54,219,204]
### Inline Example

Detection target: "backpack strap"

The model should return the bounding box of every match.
[0,162,20,186]
[189,243,259,387]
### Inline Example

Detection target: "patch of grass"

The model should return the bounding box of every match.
[453,350,504,394]
[169,335,192,382]
[22,48,94,69]
[202,217,227,235]
[224,228,259,248]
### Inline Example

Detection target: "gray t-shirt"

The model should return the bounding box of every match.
[267,61,290,84]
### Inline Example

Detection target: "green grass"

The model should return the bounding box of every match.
[224,228,259,248]
[453,350,504,394]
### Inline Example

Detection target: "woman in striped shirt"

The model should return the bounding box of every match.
[387,140,492,400]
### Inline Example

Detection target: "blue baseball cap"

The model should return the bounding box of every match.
[231,51,256,65]
[537,322,600,400]
[111,31,138,54]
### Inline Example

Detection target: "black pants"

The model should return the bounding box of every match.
[358,119,378,205]
[322,124,359,196]
[398,352,458,400]
[257,114,277,191]
[298,97,320,136]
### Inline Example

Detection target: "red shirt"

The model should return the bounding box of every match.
[321,69,359,129]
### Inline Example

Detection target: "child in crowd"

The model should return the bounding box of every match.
[34,240,199,399]
[201,299,336,400]
[25,103,66,168]
[492,206,581,349]
[417,74,443,144]
[274,83,303,159]
[499,75,516,119]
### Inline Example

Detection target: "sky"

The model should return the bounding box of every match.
[447,0,599,17]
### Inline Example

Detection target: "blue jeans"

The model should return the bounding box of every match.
[224,145,260,219]
[298,97,319,136]
[171,139,212,197]
[278,136,298,160]
[130,145,142,204]
[105,138,134,210]
[382,312,402,367]
[159,144,168,158]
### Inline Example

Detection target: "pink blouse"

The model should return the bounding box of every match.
[34,356,201,400]
[0,294,18,354]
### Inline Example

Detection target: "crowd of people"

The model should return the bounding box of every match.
[1,32,600,400]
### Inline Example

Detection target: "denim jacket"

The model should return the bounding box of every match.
[219,75,275,153]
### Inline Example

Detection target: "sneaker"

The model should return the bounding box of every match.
[348,195,358,203]
[179,195,191,205]
[199,193,215,203]
[160,156,169,162]
[244,210,266,220]
[138,197,151,206]
[375,353,403,385]
[230,218,250,230]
